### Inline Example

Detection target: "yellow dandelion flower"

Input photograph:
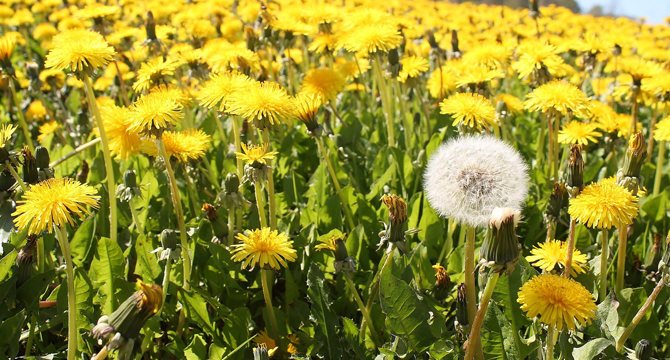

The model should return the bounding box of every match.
[455,65,504,88]
[618,57,662,82]
[75,4,119,20]
[589,100,616,124]
[308,33,338,54]
[462,42,511,69]
[235,143,278,166]
[12,177,100,234]
[231,228,297,270]
[600,175,646,197]
[398,56,429,83]
[512,42,565,79]
[150,84,192,107]
[495,94,524,114]
[253,329,277,350]
[0,35,16,60]
[139,129,211,162]
[127,92,184,136]
[287,343,298,355]
[558,121,602,145]
[0,124,17,145]
[334,57,369,81]
[518,274,597,331]
[341,22,403,55]
[568,180,639,229]
[198,72,253,112]
[524,80,591,117]
[227,81,295,127]
[300,68,346,103]
[37,121,60,143]
[45,29,116,74]
[654,116,670,142]
[526,239,588,277]
[26,101,48,122]
[99,105,141,160]
[39,68,65,91]
[132,56,180,92]
[439,92,497,130]
[427,66,458,99]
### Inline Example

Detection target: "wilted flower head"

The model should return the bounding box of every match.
[424,135,529,227]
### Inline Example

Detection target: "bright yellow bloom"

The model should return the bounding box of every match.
[127,92,184,136]
[45,29,116,73]
[253,329,277,350]
[295,93,322,130]
[231,228,297,270]
[334,57,369,81]
[26,101,48,122]
[341,22,403,55]
[149,84,192,107]
[568,181,639,229]
[654,116,670,142]
[462,42,510,69]
[75,3,119,20]
[518,274,597,331]
[37,121,60,143]
[524,80,590,117]
[132,57,180,92]
[439,92,497,130]
[600,176,646,197]
[39,69,66,91]
[0,124,17,145]
[512,42,565,80]
[526,239,588,277]
[300,68,346,103]
[427,66,457,99]
[99,105,141,160]
[0,35,15,60]
[558,121,602,145]
[139,129,211,162]
[198,72,253,112]
[495,94,524,114]
[618,57,662,82]
[235,143,278,166]
[13,177,100,234]
[309,33,338,54]
[398,56,429,83]
[227,81,295,127]
[455,65,504,88]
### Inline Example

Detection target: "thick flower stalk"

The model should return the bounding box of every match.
[564,145,584,278]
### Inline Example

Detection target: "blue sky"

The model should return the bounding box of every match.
[576,0,670,24]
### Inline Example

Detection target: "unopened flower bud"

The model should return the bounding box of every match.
[635,339,652,360]
[644,234,663,273]
[25,62,39,81]
[22,147,38,185]
[76,160,89,184]
[456,283,469,327]
[34,146,50,168]
[202,203,228,240]
[378,194,420,254]
[617,133,647,196]
[316,234,356,275]
[152,229,181,262]
[451,30,460,54]
[566,145,583,197]
[145,11,157,42]
[479,208,520,274]
[544,182,566,224]
[425,30,439,49]
[17,234,37,286]
[0,170,15,192]
[224,173,240,193]
[116,170,143,202]
[432,264,451,301]
[496,100,508,118]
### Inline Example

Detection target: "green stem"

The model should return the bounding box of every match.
[25,313,36,356]
[373,53,395,147]
[465,271,500,360]
[49,137,101,168]
[600,228,609,301]
[82,73,117,244]
[231,116,243,179]
[616,226,627,293]
[129,197,145,236]
[653,140,665,196]
[315,137,356,231]
[261,269,282,352]
[646,102,659,162]
[360,246,394,339]
[56,226,77,360]
[563,218,576,277]
[37,237,45,274]
[254,181,268,229]
[10,80,34,153]
[547,113,554,179]
[437,218,455,265]
[615,277,665,352]
[156,138,191,337]
[159,258,171,316]
[546,325,556,360]
[629,91,639,139]
[343,275,382,347]
[228,205,235,247]
[536,114,546,172]
[464,225,477,329]
[6,162,27,192]
[262,131,277,230]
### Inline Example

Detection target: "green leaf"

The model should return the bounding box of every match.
[342,317,367,359]
[89,237,125,314]
[134,235,161,282]
[0,310,26,358]
[572,338,612,360]
[0,249,18,284]
[0,201,15,244]
[74,269,94,329]
[179,290,215,335]
[491,303,520,360]
[16,269,55,311]
[306,263,343,360]
[69,217,95,268]
[597,291,619,339]
[185,334,208,360]
[379,267,437,353]
[221,307,251,352]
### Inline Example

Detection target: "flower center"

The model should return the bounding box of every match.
[457,165,495,197]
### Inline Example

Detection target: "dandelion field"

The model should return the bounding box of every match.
[3,0,670,359]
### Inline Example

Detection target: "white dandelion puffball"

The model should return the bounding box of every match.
[423,135,529,227]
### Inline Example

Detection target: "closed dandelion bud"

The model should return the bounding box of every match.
[116,170,143,202]
[17,235,37,286]
[315,234,356,275]
[496,100,508,119]
[224,173,240,193]
[144,11,158,42]
[153,229,181,262]
[617,133,646,196]
[479,208,520,274]
[202,203,228,240]
[644,234,663,273]
[566,145,583,198]
[432,265,451,301]
[388,48,402,77]
[530,0,539,17]
[22,147,38,185]
[451,30,460,54]
[26,62,40,82]
[0,171,15,193]
[245,26,257,51]
[76,160,89,184]
[378,194,421,254]
[635,339,652,360]
[92,280,163,360]
[456,283,469,327]
[34,146,50,168]
[544,182,567,224]
[425,30,439,50]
